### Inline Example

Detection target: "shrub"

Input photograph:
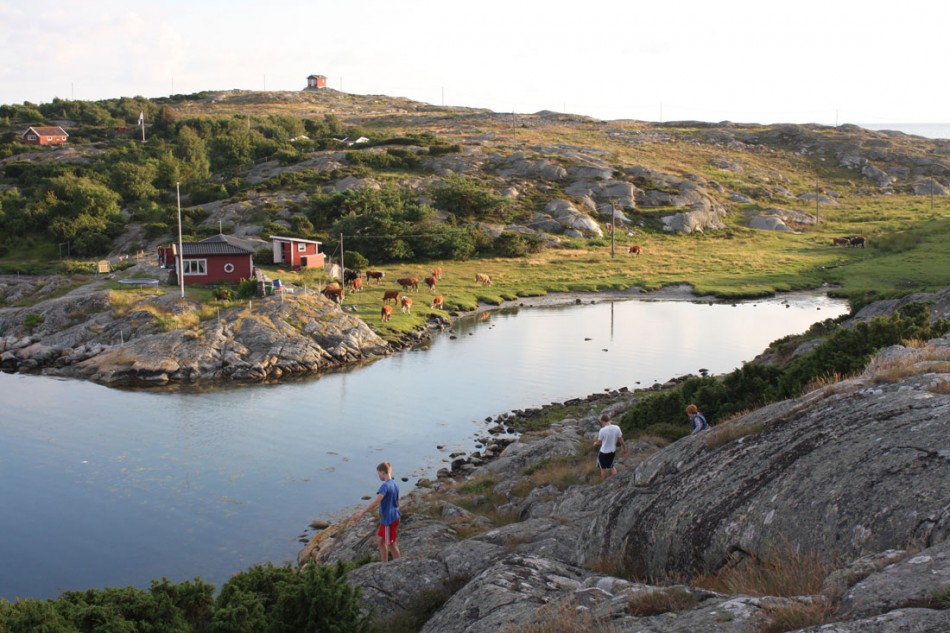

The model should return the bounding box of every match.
[24,312,44,333]
[212,287,234,301]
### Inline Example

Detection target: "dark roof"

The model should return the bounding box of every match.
[182,234,255,256]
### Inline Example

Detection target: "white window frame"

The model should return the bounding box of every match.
[297,243,307,252]
[182,259,207,276]
[27,134,37,141]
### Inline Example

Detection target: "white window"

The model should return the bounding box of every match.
[27,134,36,141]
[297,243,307,252]
[182,259,207,275]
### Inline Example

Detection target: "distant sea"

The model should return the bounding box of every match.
[859,123,950,140]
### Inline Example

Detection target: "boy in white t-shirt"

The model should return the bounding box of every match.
[594,413,627,481]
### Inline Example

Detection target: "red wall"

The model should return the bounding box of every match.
[282,242,320,267]
[182,254,253,285]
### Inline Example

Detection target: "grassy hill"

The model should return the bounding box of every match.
[1,89,949,312]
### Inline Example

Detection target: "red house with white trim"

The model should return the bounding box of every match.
[21,126,69,145]
[270,235,324,268]
[167,234,256,285]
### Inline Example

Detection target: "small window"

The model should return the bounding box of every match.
[297,243,307,252]
[182,259,207,275]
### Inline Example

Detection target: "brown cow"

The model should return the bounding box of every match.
[401,296,413,313]
[431,295,444,310]
[424,276,437,291]
[349,277,363,292]
[474,273,492,286]
[431,266,443,280]
[397,277,419,291]
[627,245,642,256]
[382,289,400,305]
[380,305,393,322]
[322,286,344,303]
[365,270,385,284]
[831,237,851,247]
[849,236,867,248]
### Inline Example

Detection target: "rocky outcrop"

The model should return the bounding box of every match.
[299,326,950,632]
[0,280,392,386]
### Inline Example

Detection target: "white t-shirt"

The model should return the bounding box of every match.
[597,424,623,453]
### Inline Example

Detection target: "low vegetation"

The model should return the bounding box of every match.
[621,303,949,440]
[0,563,373,632]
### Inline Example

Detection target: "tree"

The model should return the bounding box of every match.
[430,174,509,219]
[174,126,211,183]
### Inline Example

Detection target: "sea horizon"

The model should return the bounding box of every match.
[858,122,950,140]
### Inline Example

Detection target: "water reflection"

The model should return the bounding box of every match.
[0,293,847,599]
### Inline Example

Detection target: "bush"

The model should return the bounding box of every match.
[0,564,369,633]
[493,233,546,257]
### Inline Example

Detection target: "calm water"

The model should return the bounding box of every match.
[0,293,848,600]
[860,123,950,140]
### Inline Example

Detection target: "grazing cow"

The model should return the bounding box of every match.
[397,277,419,291]
[382,289,401,305]
[424,276,437,291]
[832,237,851,247]
[431,267,443,280]
[431,295,444,310]
[380,305,393,322]
[343,269,362,284]
[401,296,413,313]
[627,245,642,256]
[365,270,385,284]
[849,236,867,248]
[322,286,344,303]
[324,282,340,291]
[474,273,492,286]
[349,277,363,292]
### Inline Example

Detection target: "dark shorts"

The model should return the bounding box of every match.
[597,451,616,470]
[377,519,399,544]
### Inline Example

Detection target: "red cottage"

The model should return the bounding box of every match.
[173,234,256,285]
[21,126,69,145]
[270,235,324,268]
[306,74,327,89]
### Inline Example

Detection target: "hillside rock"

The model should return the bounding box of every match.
[577,336,950,579]
[0,280,391,386]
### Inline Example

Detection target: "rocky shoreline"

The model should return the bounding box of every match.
[0,268,721,389]
[292,296,950,632]
[298,337,950,633]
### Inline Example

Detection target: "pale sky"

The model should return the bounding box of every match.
[3,0,948,125]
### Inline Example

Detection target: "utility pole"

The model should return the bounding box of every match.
[931,165,935,211]
[815,178,820,225]
[176,183,185,299]
[610,199,617,258]
[340,232,345,282]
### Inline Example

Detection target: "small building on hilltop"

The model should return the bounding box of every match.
[163,234,256,285]
[21,126,69,145]
[305,74,328,89]
[270,235,324,268]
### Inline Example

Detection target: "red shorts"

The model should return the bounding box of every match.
[377,519,399,544]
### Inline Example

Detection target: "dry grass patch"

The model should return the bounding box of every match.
[694,540,834,597]
[867,344,950,384]
[703,422,765,450]
[752,600,836,633]
[511,454,599,497]
[627,587,700,616]
[928,380,950,395]
[502,600,619,633]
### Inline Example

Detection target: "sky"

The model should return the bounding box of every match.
[2,0,948,126]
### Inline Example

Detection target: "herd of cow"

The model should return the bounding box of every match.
[315,266,493,322]
[832,235,867,248]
